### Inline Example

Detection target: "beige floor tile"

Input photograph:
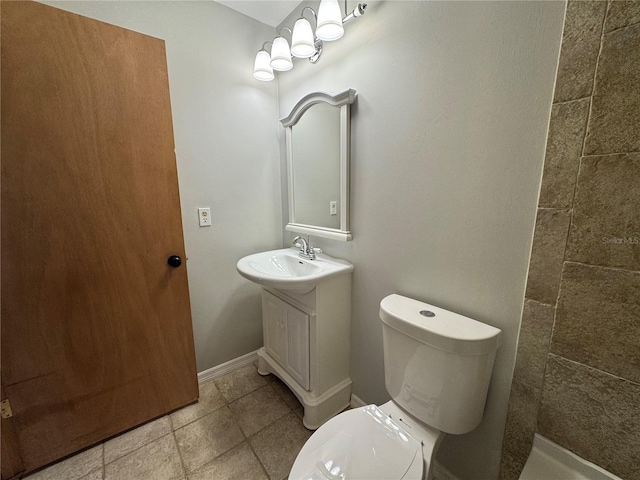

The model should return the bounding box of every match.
[104,416,172,464]
[170,381,226,430]
[104,434,183,480]
[293,406,304,420]
[266,375,303,410]
[25,445,103,480]
[79,470,103,480]
[249,412,311,480]
[174,406,244,473]
[228,385,290,437]
[215,364,268,402]
[187,442,267,480]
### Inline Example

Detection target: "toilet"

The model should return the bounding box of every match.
[289,294,502,480]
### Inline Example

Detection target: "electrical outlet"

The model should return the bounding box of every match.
[330,201,337,216]
[198,207,211,227]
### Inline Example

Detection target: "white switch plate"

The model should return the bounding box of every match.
[330,201,337,216]
[198,207,211,227]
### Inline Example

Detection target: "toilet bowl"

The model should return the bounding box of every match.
[290,402,444,480]
[289,294,502,480]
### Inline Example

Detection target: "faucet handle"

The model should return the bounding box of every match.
[312,247,323,254]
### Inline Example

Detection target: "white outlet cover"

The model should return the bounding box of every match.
[198,207,211,227]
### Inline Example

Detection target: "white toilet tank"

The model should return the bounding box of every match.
[380,294,501,435]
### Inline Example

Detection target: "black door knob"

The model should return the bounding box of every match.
[167,255,182,268]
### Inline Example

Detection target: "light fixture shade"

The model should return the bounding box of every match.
[316,0,344,41]
[291,18,316,58]
[270,36,293,71]
[253,50,274,81]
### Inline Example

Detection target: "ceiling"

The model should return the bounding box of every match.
[215,0,303,28]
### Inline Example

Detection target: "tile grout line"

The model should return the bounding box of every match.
[531,0,610,441]
[552,95,592,106]
[582,150,640,158]
[170,426,189,480]
[603,19,640,36]
[562,259,640,274]
[226,379,294,479]
[547,353,640,387]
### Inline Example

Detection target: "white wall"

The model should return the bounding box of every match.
[277,1,565,478]
[42,1,283,372]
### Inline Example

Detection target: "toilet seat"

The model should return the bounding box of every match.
[289,405,424,480]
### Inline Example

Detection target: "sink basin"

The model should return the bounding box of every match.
[237,248,353,293]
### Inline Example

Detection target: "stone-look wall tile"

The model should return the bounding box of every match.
[525,209,572,305]
[498,450,528,480]
[502,381,542,464]
[512,300,555,389]
[605,0,640,32]
[539,99,590,208]
[554,0,607,103]
[565,154,640,270]
[551,262,640,383]
[584,24,640,154]
[538,355,640,480]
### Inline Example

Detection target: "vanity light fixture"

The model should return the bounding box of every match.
[253,42,274,81]
[270,27,293,71]
[252,0,367,81]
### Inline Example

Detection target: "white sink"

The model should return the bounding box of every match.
[237,248,353,293]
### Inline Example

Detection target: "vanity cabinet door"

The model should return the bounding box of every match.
[285,306,310,390]
[262,291,310,390]
[263,292,288,368]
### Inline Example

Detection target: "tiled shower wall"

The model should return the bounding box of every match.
[499,1,640,479]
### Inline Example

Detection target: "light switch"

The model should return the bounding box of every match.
[198,208,211,227]
[330,201,337,216]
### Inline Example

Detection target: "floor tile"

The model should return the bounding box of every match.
[215,364,268,403]
[174,406,244,473]
[249,412,311,480]
[79,470,103,480]
[104,434,184,480]
[266,374,303,410]
[187,442,267,480]
[25,445,103,480]
[170,381,226,430]
[228,385,290,437]
[104,416,172,464]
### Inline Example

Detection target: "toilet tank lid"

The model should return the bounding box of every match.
[380,294,502,356]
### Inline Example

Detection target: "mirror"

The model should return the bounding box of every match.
[281,89,356,241]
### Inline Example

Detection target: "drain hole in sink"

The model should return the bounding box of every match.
[299,261,303,264]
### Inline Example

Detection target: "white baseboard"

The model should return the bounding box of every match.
[197,350,259,385]
[350,393,367,408]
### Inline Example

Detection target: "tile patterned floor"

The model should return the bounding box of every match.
[25,364,311,480]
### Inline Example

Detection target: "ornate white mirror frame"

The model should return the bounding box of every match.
[281,88,357,242]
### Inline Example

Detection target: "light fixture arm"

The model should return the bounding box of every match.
[278,26,293,41]
[343,2,367,24]
[300,7,318,23]
[261,41,273,52]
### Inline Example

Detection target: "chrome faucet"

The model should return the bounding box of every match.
[292,235,315,260]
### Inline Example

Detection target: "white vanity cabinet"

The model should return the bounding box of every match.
[262,290,310,390]
[257,273,352,430]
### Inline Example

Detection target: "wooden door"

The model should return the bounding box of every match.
[1,2,198,476]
